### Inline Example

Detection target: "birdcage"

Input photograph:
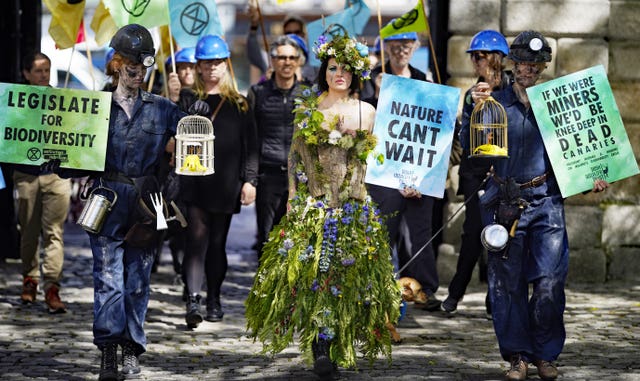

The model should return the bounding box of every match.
[175,115,215,176]
[469,96,508,158]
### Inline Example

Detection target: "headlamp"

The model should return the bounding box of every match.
[142,54,155,68]
[529,38,543,52]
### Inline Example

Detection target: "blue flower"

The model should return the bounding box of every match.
[310,279,319,291]
[315,201,324,208]
[330,285,341,296]
[341,216,352,224]
[341,257,355,266]
[283,238,294,250]
[302,88,311,97]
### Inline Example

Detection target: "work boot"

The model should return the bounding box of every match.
[99,344,118,381]
[505,354,528,381]
[534,360,558,380]
[440,296,458,315]
[21,276,38,303]
[312,339,334,380]
[44,284,67,313]
[121,341,141,379]
[185,294,203,329]
[205,296,224,322]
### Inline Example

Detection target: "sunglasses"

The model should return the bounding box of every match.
[388,42,414,54]
[471,52,487,61]
[273,55,299,62]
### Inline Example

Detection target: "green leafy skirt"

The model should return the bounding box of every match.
[245,194,401,369]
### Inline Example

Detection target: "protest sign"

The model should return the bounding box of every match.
[365,74,460,198]
[527,65,639,197]
[0,83,111,171]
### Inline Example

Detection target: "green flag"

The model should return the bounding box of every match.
[102,0,170,29]
[380,0,428,39]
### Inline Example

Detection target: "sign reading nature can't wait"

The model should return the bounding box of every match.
[527,65,639,197]
[0,83,111,171]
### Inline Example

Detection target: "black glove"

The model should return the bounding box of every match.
[39,159,61,174]
[188,100,211,117]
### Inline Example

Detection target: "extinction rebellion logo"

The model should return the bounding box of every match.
[585,163,610,180]
[181,3,210,36]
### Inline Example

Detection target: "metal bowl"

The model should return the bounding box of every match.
[481,224,509,252]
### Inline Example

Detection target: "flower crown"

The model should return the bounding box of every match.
[314,33,371,80]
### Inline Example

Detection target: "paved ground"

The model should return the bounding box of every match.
[1,205,639,381]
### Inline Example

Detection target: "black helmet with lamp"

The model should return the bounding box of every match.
[109,24,156,67]
[508,30,552,63]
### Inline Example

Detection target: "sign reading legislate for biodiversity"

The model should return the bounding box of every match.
[527,65,639,198]
[0,83,111,171]
[365,74,460,198]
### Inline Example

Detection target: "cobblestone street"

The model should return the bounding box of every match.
[1,206,639,380]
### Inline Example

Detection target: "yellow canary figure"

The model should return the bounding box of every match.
[473,144,508,157]
[181,154,208,172]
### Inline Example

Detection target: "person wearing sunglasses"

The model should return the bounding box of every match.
[442,30,511,319]
[476,31,609,381]
[247,35,306,259]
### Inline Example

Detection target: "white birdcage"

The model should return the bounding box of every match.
[175,115,215,176]
[469,96,508,158]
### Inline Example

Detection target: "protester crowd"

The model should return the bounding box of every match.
[0,6,615,381]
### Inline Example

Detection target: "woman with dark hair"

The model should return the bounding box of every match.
[246,33,400,380]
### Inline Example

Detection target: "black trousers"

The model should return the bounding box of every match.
[255,171,288,258]
[368,184,438,295]
[447,172,487,300]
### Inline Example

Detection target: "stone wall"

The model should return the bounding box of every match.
[439,0,640,284]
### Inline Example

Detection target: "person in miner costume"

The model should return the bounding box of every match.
[467,30,609,381]
[87,24,184,380]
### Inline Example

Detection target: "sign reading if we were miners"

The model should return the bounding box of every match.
[527,65,639,197]
[0,83,111,171]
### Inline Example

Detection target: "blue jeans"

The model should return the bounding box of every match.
[487,195,568,362]
[90,235,155,352]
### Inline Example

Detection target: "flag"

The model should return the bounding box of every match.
[380,0,428,39]
[91,0,118,45]
[306,0,371,67]
[76,20,86,44]
[169,0,223,48]
[43,0,86,49]
[102,0,170,29]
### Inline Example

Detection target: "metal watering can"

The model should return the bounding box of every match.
[77,185,118,234]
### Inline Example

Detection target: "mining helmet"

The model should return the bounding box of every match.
[467,30,509,56]
[166,47,197,66]
[508,30,552,63]
[109,24,156,67]
[195,35,230,60]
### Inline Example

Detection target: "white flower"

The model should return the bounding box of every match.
[327,47,335,56]
[354,60,364,70]
[346,39,355,49]
[328,130,342,145]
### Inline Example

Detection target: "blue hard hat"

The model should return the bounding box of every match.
[195,35,230,60]
[467,30,509,56]
[286,34,308,60]
[166,47,197,66]
[384,31,419,41]
[371,36,381,54]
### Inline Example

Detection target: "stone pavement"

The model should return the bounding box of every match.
[1,206,639,381]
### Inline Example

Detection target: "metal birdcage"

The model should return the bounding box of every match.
[175,115,215,176]
[469,96,508,158]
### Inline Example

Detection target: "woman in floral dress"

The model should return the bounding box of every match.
[246,33,401,379]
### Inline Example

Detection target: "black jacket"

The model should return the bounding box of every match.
[247,78,304,170]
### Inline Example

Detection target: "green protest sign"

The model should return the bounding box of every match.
[0,83,111,171]
[527,65,639,198]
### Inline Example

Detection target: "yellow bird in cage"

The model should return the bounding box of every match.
[473,144,508,156]
[181,154,208,173]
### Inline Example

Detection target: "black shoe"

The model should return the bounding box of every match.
[312,339,334,380]
[440,296,458,315]
[121,341,141,379]
[418,297,442,312]
[485,294,493,320]
[99,344,118,381]
[205,296,224,322]
[185,294,203,328]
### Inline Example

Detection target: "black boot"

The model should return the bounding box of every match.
[185,294,203,328]
[98,343,118,381]
[312,339,334,380]
[204,295,224,322]
[121,341,141,379]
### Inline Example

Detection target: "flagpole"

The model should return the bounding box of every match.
[82,21,97,91]
[422,0,441,83]
[158,34,169,98]
[167,23,176,74]
[254,0,272,69]
[376,0,385,74]
[64,45,75,89]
